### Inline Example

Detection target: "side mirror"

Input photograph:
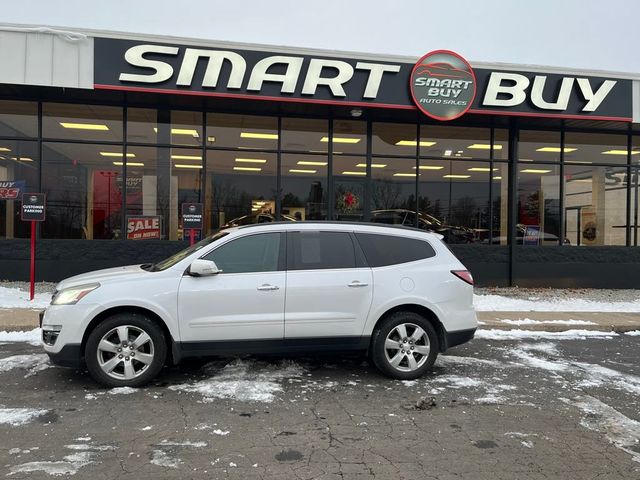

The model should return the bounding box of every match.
[189,259,222,277]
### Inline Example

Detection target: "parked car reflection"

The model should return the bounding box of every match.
[220,213,297,229]
[371,209,475,244]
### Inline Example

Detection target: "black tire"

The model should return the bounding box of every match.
[85,312,167,388]
[370,311,439,380]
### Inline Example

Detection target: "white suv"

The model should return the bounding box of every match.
[41,222,477,387]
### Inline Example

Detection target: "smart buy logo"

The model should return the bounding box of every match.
[410,50,476,121]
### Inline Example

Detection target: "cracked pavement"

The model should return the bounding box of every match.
[1,335,639,479]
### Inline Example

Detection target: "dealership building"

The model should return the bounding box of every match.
[1,24,640,287]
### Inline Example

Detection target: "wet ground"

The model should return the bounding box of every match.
[0,335,639,479]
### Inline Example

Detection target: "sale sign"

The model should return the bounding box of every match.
[126,216,161,240]
[0,180,25,200]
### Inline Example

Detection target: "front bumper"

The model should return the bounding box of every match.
[46,344,83,369]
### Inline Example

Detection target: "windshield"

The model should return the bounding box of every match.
[146,231,229,271]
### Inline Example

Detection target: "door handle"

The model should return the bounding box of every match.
[257,284,280,291]
[348,281,369,288]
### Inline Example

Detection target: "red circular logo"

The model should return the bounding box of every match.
[409,50,476,121]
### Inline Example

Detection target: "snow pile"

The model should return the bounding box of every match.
[108,387,138,395]
[625,330,640,336]
[0,354,51,377]
[0,286,51,309]
[476,329,618,340]
[169,359,305,403]
[0,407,48,426]
[474,294,640,312]
[0,328,41,346]
[563,395,640,463]
[500,318,596,326]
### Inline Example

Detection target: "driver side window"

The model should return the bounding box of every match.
[202,233,282,274]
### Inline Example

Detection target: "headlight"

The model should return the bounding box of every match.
[51,283,100,305]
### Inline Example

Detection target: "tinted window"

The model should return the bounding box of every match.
[355,233,436,267]
[290,231,356,270]
[203,233,281,273]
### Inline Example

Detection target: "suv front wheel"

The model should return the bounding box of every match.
[371,311,439,380]
[85,313,167,387]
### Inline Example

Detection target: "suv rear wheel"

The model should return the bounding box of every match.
[371,311,439,380]
[85,313,167,387]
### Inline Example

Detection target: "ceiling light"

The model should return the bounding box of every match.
[289,169,317,174]
[395,140,436,147]
[297,160,328,166]
[356,163,386,168]
[521,169,552,174]
[0,147,10,152]
[467,144,502,150]
[565,160,593,164]
[113,161,144,166]
[240,132,278,140]
[415,165,444,170]
[350,108,363,118]
[443,174,471,179]
[207,136,216,143]
[11,156,33,162]
[100,152,135,158]
[393,173,418,177]
[60,122,109,131]
[341,171,366,176]
[235,158,267,164]
[320,136,361,144]
[602,150,640,155]
[467,167,497,172]
[493,176,502,180]
[444,150,452,157]
[536,147,577,153]
[233,166,262,172]
[171,154,202,160]
[153,127,199,137]
[174,164,203,169]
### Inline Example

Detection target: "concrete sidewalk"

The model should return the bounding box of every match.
[1,307,640,333]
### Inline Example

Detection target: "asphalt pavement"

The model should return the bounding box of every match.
[1,335,639,479]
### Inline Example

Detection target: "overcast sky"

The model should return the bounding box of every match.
[3,0,638,73]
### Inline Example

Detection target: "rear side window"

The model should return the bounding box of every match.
[355,233,436,267]
[289,231,356,270]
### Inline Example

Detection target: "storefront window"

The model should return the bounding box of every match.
[492,164,509,245]
[128,109,202,147]
[281,153,327,220]
[519,130,561,163]
[205,150,277,232]
[281,118,328,153]
[333,155,366,221]
[418,159,491,243]
[41,142,123,239]
[170,111,202,146]
[493,129,509,161]
[517,163,561,245]
[564,165,627,246]
[0,140,39,239]
[127,108,157,144]
[43,103,123,142]
[371,157,416,213]
[420,126,491,160]
[372,123,417,156]
[332,120,366,155]
[206,113,278,150]
[125,146,202,240]
[0,101,38,138]
[564,132,629,165]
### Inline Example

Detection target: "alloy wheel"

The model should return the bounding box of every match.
[383,322,431,372]
[96,325,155,380]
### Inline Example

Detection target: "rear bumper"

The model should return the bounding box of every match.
[46,344,83,369]
[444,328,476,350]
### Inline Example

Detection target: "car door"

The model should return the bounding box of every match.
[178,232,286,342]
[284,230,373,340]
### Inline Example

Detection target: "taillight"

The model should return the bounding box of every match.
[451,270,474,285]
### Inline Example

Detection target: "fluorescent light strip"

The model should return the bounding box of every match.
[320,136,361,144]
[60,122,109,131]
[414,166,444,170]
[113,161,144,166]
[153,127,199,137]
[493,176,502,180]
[0,147,11,152]
[467,167,497,172]
[174,164,203,169]
[602,150,640,155]
[443,174,471,179]
[11,157,33,162]
[297,160,327,166]
[521,169,552,174]
[467,144,503,150]
[395,140,436,147]
[100,152,135,158]
[341,171,366,176]
[356,163,386,168]
[171,154,202,160]
[233,166,262,172]
[536,147,577,153]
[289,169,317,174]
[240,132,278,140]
[393,173,418,177]
[565,160,593,164]
[235,158,267,164]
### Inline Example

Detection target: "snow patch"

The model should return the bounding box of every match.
[8,443,111,476]
[437,355,504,368]
[563,395,640,463]
[0,353,51,377]
[625,330,640,336]
[500,318,596,326]
[0,286,52,309]
[212,429,230,436]
[476,329,618,340]
[150,449,182,469]
[0,328,41,346]
[0,407,48,426]
[510,349,569,372]
[169,359,304,403]
[435,375,482,388]
[108,387,137,395]
[474,294,640,312]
